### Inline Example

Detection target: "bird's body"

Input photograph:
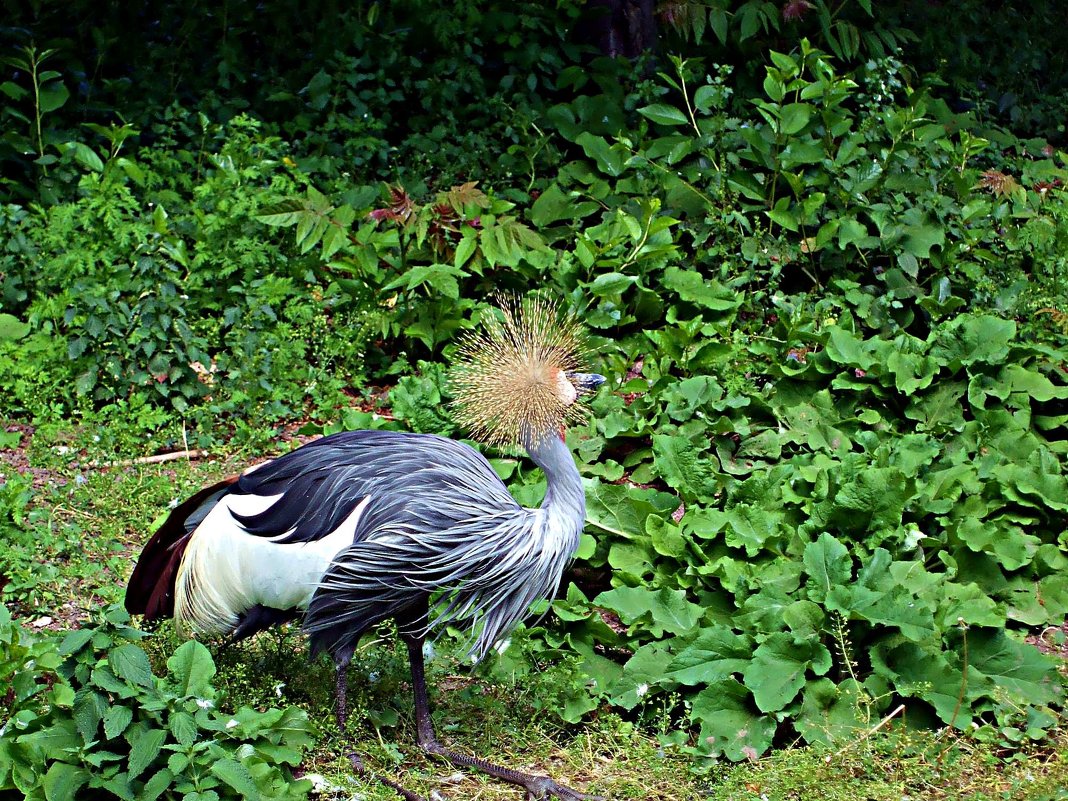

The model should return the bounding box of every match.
[125,298,604,801]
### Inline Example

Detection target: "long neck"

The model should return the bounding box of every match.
[523,429,585,546]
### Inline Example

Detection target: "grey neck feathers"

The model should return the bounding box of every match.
[523,429,585,550]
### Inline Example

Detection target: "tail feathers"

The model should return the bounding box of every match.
[125,476,239,620]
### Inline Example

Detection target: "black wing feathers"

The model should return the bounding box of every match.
[230,430,515,544]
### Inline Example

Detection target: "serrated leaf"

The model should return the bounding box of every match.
[127,727,166,779]
[140,769,174,801]
[109,644,154,688]
[211,758,259,797]
[57,628,94,655]
[104,706,134,739]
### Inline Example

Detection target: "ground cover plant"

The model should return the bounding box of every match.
[2,1,1068,799]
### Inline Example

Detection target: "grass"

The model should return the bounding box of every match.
[2,423,1067,801]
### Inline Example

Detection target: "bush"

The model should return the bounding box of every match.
[0,606,314,800]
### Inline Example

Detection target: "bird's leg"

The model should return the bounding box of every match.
[401,633,603,801]
[332,649,429,801]
[333,649,353,729]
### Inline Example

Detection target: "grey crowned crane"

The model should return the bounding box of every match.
[124,298,606,801]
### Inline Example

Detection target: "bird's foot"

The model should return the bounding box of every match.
[421,742,602,800]
[348,752,428,801]
[521,774,605,801]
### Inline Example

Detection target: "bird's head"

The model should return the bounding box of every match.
[449,297,604,447]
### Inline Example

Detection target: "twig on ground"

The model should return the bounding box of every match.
[830,703,906,760]
[96,449,210,468]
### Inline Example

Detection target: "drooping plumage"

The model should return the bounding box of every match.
[125,297,605,801]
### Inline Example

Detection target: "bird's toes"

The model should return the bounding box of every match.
[524,776,603,801]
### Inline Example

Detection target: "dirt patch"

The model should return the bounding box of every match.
[0,423,70,491]
[1027,622,1068,662]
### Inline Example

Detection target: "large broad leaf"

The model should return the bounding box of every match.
[929,314,1015,368]
[742,632,832,712]
[583,479,676,539]
[666,626,752,685]
[661,267,740,311]
[691,679,777,760]
[967,630,1063,707]
[42,762,89,801]
[795,678,872,745]
[594,586,703,637]
[166,640,217,698]
[0,313,31,341]
[802,533,851,602]
[609,643,675,709]
[575,132,626,176]
[652,434,720,501]
[807,468,912,534]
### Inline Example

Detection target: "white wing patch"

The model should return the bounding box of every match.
[174,494,369,637]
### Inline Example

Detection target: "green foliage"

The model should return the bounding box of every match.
[0,605,313,800]
[2,0,1067,773]
[540,311,1067,757]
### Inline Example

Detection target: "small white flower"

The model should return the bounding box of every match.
[195,698,214,709]
[273,682,285,698]
[225,718,239,729]
[636,683,649,699]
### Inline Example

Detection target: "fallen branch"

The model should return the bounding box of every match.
[98,449,210,468]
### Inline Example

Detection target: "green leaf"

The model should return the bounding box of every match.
[653,434,719,501]
[691,679,777,760]
[661,266,740,311]
[127,727,166,779]
[638,103,689,126]
[167,640,216,697]
[778,103,813,135]
[930,314,1015,368]
[42,762,88,801]
[103,706,134,739]
[803,533,851,602]
[140,769,174,801]
[57,628,94,655]
[667,626,751,685]
[108,644,155,688]
[609,643,674,709]
[956,518,1041,570]
[0,313,31,341]
[575,132,626,177]
[743,632,827,712]
[211,757,259,798]
[38,80,70,112]
[901,221,945,258]
[584,479,677,539]
[168,711,198,746]
[595,586,703,637]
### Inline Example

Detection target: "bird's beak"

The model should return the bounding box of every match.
[566,372,606,395]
